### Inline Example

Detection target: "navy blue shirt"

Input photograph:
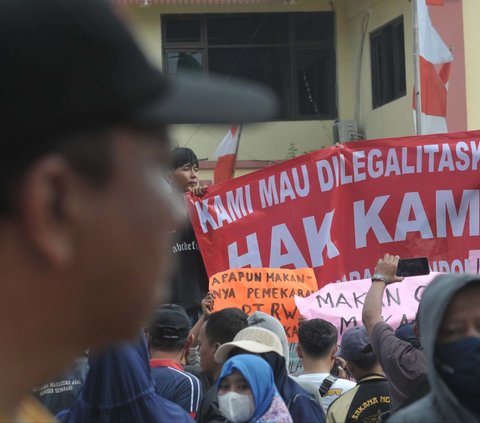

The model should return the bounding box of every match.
[33,356,88,415]
[150,359,202,419]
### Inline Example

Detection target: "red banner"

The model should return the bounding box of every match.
[187,131,480,288]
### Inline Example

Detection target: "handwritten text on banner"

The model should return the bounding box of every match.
[210,268,318,342]
[295,273,439,339]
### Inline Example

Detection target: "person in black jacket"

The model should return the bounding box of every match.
[327,326,390,423]
[168,147,209,326]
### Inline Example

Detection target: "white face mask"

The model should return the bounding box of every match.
[218,391,255,423]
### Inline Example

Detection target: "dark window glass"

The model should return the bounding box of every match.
[296,48,336,117]
[209,47,292,118]
[293,13,334,44]
[165,18,201,43]
[163,13,337,120]
[370,16,406,108]
[166,51,204,76]
[207,14,289,45]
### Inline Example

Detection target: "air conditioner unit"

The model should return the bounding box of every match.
[333,120,362,143]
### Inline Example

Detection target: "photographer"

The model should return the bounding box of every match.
[297,319,355,411]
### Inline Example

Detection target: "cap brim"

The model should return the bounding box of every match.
[214,340,280,364]
[132,73,279,125]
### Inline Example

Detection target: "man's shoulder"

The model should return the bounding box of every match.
[371,321,394,339]
[151,363,199,386]
[371,322,422,358]
[387,395,436,423]
[327,384,359,413]
[372,322,423,358]
[332,377,356,390]
[161,367,199,381]
[297,372,330,384]
[299,373,354,388]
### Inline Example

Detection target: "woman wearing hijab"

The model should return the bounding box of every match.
[217,355,292,423]
[215,327,325,423]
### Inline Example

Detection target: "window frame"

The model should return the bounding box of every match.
[162,13,337,121]
[370,16,406,109]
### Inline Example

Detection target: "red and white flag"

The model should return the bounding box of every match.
[413,0,453,134]
[212,124,241,184]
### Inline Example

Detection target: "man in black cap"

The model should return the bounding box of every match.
[148,304,202,419]
[326,326,390,423]
[0,0,277,420]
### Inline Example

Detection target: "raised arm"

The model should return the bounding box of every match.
[189,293,214,348]
[362,253,403,338]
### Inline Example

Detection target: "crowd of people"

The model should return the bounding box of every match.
[2,1,480,423]
[31,251,480,423]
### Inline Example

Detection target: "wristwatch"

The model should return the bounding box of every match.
[371,273,387,283]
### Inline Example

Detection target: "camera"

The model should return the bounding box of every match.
[331,360,340,376]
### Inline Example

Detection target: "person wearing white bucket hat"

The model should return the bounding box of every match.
[215,327,325,423]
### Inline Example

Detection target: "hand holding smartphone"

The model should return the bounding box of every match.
[396,257,430,277]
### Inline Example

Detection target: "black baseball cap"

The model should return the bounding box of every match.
[148,304,191,342]
[338,326,376,362]
[2,0,279,145]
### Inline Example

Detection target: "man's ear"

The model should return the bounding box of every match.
[19,155,78,267]
[413,322,420,339]
[213,342,221,353]
[330,345,338,361]
[182,334,195,365]
[185,333,194,352]
[166,171,175,185]
[296,344,303,359]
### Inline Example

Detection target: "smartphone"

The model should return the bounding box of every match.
[396,257,430,277]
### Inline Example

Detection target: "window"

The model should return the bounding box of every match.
[370,16,406,109]
[163,13,337,120]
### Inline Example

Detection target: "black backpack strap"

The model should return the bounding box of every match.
[318,375,337,397]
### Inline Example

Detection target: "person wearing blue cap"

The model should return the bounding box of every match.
[326,326,390,423]
[394,323,421,349]
[217,355,292,423]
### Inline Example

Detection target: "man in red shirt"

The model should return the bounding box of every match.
[148,304,202,419]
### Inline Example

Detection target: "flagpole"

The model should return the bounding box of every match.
[412,0,423,135]
[232,124,242,179]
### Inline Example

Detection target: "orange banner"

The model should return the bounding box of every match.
[209,268,318,342]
